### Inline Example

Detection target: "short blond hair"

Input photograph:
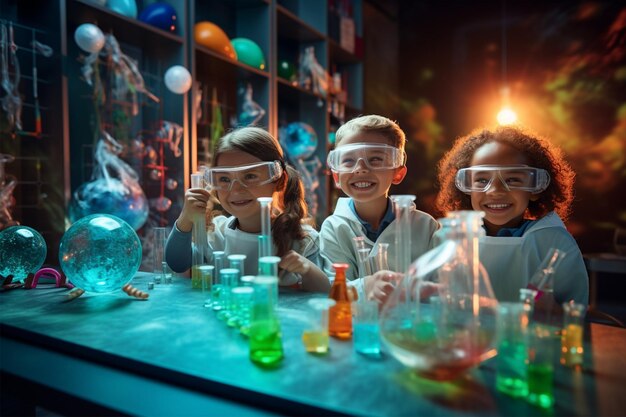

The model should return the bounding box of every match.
[335,114,406,152]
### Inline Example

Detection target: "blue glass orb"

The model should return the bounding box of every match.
[139,2,177,32]
[69,178,149,231]
[279,122,318,160]
[0,225,47,282]
[59,214,142,293]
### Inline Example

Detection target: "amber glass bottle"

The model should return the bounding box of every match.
[328,263,357,339]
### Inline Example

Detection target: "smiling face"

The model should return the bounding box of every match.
[333,132,407,206]
[469,141,538,235]
[214,150,279,232]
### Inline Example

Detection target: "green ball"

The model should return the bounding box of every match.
[231,38,265,70]
[277,59,296,81]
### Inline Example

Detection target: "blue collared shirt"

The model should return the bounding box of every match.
[349,198,396,241]
[494,218,536,237]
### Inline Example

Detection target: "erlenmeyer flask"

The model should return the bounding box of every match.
[380,210,499,380]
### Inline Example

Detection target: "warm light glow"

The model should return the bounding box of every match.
[497,107,518,125]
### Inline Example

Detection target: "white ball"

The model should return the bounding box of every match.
[74,23,105,53]
[164,65,192,94]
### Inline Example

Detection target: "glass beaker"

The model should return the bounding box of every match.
[152,227,167,284]
[198,265,214,308]
[328,263,356,339]
[380,210,499,380]
[191,172,208,290]
[257,197,273,259]
[211,251,225,311]
[249,275,283,366]
[352,300,381,356]
[560,301,586,367]
[302,298,336,354]
[495,302,530,397]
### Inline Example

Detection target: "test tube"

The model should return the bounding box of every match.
[374,243,390,271]
[241,275,256,287]
[217,268,239,321]
[229,286,254,329]
[212,251,225,311]
[228,254,247,285]
[198,265,214,308]
[390,195,415,274]
[519,288,538,319]
[258,256,281,277]
[257,197,273,260]
[191,173,208,290]
[162,261,172,284]
[495,302,530,398]
[152,227,167,284]
[352,236,372,278]
[560,301,586,367]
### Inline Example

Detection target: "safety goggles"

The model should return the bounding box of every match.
[327,143,405,173]
[455,165,550,194]
[203,161,283,191]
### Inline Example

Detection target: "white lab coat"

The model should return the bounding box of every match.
[479,211,588,304]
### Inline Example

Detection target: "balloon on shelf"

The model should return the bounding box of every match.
[138,2,177,32]
[107,0,138,18]
[0,225,47,283]
[279,122,318,160]
[164,65,192,94]
[74,23,105,53]
[194,21,237,60]
[59,214,142,293]
[231,38,265,70]
[277,59,296,81]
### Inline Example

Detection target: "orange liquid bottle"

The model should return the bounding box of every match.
[328,263,357,339]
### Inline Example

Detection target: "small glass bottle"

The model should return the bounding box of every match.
[328,263,357,339]
[211,251,225,311]
[560,301,586,367]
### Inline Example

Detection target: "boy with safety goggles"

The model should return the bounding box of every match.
[320,115,439,304]
[435,125,588,306]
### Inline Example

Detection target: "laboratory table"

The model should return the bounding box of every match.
[1,272,626,416]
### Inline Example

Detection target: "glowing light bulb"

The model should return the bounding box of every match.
[497,107,517,125]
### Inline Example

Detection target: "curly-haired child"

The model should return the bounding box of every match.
[436,125,588,305]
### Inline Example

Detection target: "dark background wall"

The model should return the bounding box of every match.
[364,0,626,256]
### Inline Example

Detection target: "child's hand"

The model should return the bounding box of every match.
[364,270,402,305]
[279,250,311,275]
[176,188,212,232]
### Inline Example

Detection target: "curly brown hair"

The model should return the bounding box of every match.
[435,125,576,221]
[212,127,311,257]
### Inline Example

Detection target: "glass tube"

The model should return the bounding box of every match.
[191,173,207,290]
[375,243,390,271]
[257,197,273,260]
[390,195,415,274]
[217,268,239,321]
[228,254,247,286]
[561,301,586,367]
[152,227,167,283]
[352,236,372,278]
[249,275,283,365]
[212,251,225,311]
[198,265,214,308]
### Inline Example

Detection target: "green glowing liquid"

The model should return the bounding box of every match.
[527,363,554,408]
[249,319,283,365]
[191,265,202,289]
[496,340,528,397]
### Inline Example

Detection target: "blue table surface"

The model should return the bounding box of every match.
[2,272,626,416]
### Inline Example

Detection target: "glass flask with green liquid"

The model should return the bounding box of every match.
[249,275,283,365]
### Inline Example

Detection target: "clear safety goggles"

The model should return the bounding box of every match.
[455,165,550,194]
[326,143,406,173]
[203,161,283,191]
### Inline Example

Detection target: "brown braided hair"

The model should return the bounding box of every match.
[435,125,576,221]
[213,127,310,257]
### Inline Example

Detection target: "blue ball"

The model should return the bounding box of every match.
[59,214,142,293]
[69,178,149,231]
[138,2,177,32]
[0,225,47,282]
[279,122,318,160]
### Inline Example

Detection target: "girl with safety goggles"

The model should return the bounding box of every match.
[165,127,329,292]
[435,125,588,307]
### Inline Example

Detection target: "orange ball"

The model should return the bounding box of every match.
[194,21,237,60]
